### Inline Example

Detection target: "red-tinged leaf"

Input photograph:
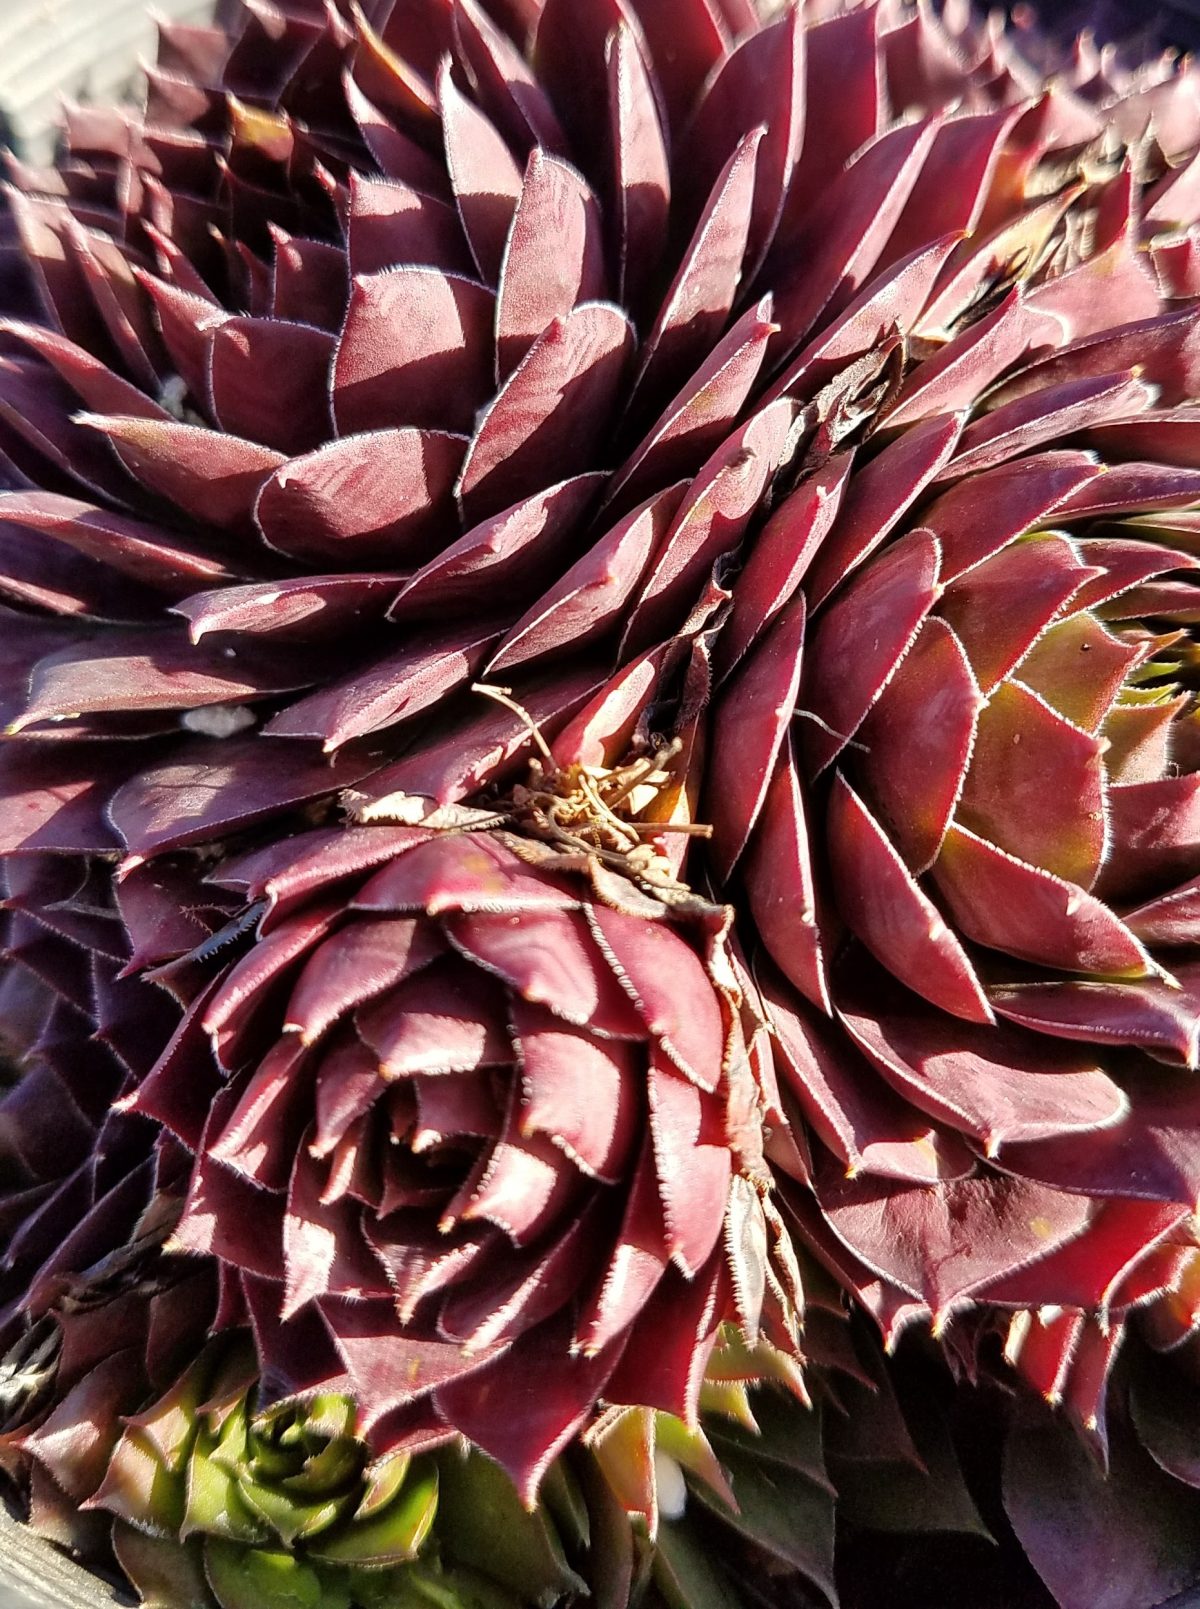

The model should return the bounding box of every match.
[23,1351,143,1501]
[412,1067,502,1152]
[205,315,335,456]
[1018,612,1144,735]
[262,620,500,750]
[980,1200,1189,1313]
[624,0,727,133]
[438,62,522,286]
[1054,462,1200,522]
[494,149,606,378]
[935,825,1156,979]
[10,628,316,731]
[1070,536,1200,613]
[271,229,352,329]
[761,963,973,1184]
[346,171,473,279]
[838,966,1128,1156]
[920,452,1100,581]
[108,737,374,860]
[438,1200,603,1350]
[177,574,405,644]
[766,234,958,405]
[858,616,982,874]
[828,773,993,1027]
[1004,1413,1200,1609]
[621,398,793,656]
[781,1184,929,1348]
[435,1313,625,1503]
[5,190,123,356]
[445,1114,580,1244]
[646,1055,730,1280]
[1007,1308,1083,1403]
[949,371,1154,479]
[349,4,439,131]
[0,490,239,594]
[173,1143,286,1280]
[511,999,640,1181]
[353,834,578,916]
[603,1255,724,1422]
[936,532,1100,696]
[884,104,1022,264]
[116,857,235,975]
[489,485,680,671]
[532,0,643,176]
[632,129,761,410]
[312,1034,387,1158]
[324,1294,499,1419]
[389,474,602,620]
[996,1050,1200,1204]
[285,917,444,1045]
[0,319,170,422]
[333,266,494,436]
[549,645,665,768]
[707,592,805,881]
[1124,877,1200,948]
[458,303,632,522]
[202,897,339,1066]
[957,680,1108,890]
[254,428,464,567]
[802,527,942,775]
[613,301,777,520]
[585,904,724,1092]
[884,293,1062,431]
[451,0,568,160]
[814,1163,1093,1319]
[576,1135,671,1355]
[989,971,1200,1069]
[284,1147,392,1315]
[1097,775,1200,906]
[445,909,643,1036]
[718,451,850,678]
[988,305,1200,413]
[683,7,805,276]
[209,1037,313,1191]
[347,666,603,806]
[606,20,670,317]
[343,76,449,195]
[783,5,881,224]
[1081,409,1200,470]
[79,415,284,532]
[357,955,508,1076]
[743,740,829,1014]
[772,118,940,356]
[806,414,961,611]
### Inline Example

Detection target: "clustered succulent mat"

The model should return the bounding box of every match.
[2,0,1200,1605]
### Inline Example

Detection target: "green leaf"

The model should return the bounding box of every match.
[653,1515,743,1609]
[184,1427,271,1545]
[829,1380,990,1541]
[308,1459,438,1566]
[203,1541,345,1609]
[435,1449,586,1606]
[235,1477,353,1547]
[113,1522,215,1609]
[690,1438,837,1603]
[539,1459,590,1554]
[88,1427,188,1536]
[705,1389,828,1484]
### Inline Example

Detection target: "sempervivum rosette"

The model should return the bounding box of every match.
[129,773,798,1503]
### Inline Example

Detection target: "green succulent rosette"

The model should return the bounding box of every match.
[84,1340,522,1609]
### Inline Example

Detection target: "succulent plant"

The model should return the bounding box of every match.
[5,0,1200,1604]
